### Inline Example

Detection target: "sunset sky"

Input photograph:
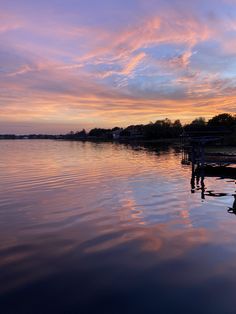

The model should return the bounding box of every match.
[1,0,236,133]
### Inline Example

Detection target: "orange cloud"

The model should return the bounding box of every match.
[1,3,236,132]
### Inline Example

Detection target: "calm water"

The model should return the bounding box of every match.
[1,140,236,314]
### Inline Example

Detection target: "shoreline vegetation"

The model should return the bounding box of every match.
[1,113,236,146]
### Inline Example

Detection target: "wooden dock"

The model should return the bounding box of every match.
[181,128,236,212]
[181,128,236,167]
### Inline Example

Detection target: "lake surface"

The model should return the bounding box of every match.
[0,140,236,314]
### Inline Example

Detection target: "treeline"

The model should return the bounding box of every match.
[63,119,182,141]
[64,113,236,141]
[185,113,236,131]
[1,113,235,141]
[0,134,58,140]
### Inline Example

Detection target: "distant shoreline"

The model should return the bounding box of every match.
[1,113,235,145]
[0,136,180,144]
[1,137,236,148]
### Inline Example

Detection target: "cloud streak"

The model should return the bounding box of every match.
[0,0,236,132]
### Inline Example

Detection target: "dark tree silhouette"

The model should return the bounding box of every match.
[208,113,236,127]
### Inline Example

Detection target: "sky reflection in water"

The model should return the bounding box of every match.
[0,140,236,313]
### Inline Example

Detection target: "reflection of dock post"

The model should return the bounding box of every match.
[200,174,205,200]
[199,141,205,199]
[200,141,205,168]
[190,148,206,199]
[191,143,196,165]
[191,162,195,193]
[228,195,236,214]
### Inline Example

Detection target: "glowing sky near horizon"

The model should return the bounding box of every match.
[1,0,236,133]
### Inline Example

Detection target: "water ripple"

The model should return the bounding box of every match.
[1,140,236,313]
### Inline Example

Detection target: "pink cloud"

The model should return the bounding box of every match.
[1,2,236,132]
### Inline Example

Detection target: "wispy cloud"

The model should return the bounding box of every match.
[1,0,236,132]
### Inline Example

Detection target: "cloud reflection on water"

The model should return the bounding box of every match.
[0,141,236,313]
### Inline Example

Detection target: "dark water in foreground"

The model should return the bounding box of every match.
[0,140,236,314]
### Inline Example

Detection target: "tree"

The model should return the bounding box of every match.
[75,129,87,138]
[173,119,182,128]
[190,117,206,127]
[112,127,120,131]
[88,128,112,138]
[208,113,236,127]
